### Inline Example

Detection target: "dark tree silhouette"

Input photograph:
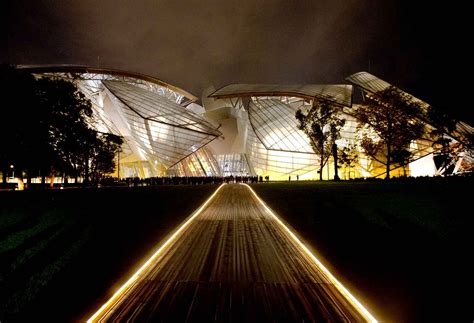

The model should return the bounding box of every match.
[338,144,358,179]
[0,66,123,188]
[426,105,463,175]
[296,100,345,180]
[354,86,425,179]
[0,65,41,185]
[88,132,123,184]
[35,77,95,184]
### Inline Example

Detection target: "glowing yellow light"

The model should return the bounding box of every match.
[242,183,378,323]
[87,183,226,322]
[17,178,25,191]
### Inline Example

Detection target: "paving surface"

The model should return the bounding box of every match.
[92,184,371,322]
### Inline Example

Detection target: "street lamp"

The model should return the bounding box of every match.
[10,165,14,179]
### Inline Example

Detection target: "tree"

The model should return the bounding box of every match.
[426,105,462,175]
[354,86,425,179]
[0,66,123,188]
[391,148,411,177]
[88,133,123,184]
[35,77,95,183]
[338,144,359,179]
[36,78,123,185]
[0,65,42,185]
[296,100,345,180]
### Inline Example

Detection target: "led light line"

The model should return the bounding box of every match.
[242,183,378,323]
[87,183,226,322]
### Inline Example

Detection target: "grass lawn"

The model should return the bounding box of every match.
[251,178,473,322]
[0,185,217,322]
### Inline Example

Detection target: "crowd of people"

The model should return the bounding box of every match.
[101,175,268,187]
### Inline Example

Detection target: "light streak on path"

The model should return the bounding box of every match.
[88,184,377,322]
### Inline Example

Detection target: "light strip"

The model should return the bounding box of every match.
[242,183,378,322]
[87,183,226,322]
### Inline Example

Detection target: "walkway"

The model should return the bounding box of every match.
[89,184,376,322]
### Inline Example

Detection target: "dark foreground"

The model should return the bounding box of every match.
[0,185,216,322]
[91,184,373,322]
[1,178,471,322]
[251,178,473,322]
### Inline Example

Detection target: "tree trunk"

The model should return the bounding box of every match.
[332,143,340,181]
[386,143,391,180]
[319,142,324,181]
[72,161,78,184]
[319,158,324,181]
[84,157,90,187]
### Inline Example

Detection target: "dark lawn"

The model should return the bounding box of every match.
[251,178,473,322]
[0,185,217,322]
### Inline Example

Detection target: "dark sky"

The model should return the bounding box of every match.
[1,0,471,123]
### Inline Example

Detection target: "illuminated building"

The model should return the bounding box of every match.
[19,66,473,180]
[346,72,473,177]
[21,65,222,178]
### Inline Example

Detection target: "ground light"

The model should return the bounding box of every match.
[87,183,226,322]
[88,183,377,322]
[242,183,378,322]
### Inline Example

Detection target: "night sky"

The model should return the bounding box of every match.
[1,0,471,123]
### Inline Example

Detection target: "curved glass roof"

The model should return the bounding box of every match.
[208,84,353,107]
[249,99,313,153]
[18,64,197,105]
[102,80,221,168]
[103,81,220,136]
[346,72,391,94]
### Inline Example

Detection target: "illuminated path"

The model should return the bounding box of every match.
[89,184,376,322]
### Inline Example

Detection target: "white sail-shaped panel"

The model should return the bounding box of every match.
[249,99,313,153]
[103,80,220,168]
